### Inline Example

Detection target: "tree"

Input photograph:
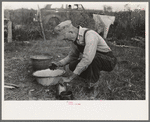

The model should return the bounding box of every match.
[103,5,112,12]
[107,6,112,12]
[124,4,131,11]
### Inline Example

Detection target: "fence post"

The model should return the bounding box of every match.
[38,5,46,41]
[7,20,12,43]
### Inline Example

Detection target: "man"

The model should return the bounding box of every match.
[49,20,117,89]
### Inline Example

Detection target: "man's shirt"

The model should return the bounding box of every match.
[59,26,111,75]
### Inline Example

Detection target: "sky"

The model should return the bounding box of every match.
[2,2,147,12]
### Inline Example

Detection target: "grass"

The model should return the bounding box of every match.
[4,37,145,100]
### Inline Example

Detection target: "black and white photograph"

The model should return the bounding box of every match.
[2,1,149,120]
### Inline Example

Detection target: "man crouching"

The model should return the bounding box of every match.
[49,20,117,91]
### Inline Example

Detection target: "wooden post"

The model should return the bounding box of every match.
[6,10,12,43]
[37,5,46,41]
[7,20,12,43]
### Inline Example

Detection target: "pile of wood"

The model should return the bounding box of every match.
[106,36,145,49]
[131,36,145,48]
[131,36,145,42]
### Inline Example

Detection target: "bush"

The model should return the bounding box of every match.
[108,10,145,40]
[12,23,42,41]
[69,11,95,29]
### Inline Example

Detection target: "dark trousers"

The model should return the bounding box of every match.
[69,51,117,83]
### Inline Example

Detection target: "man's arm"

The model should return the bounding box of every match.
[73,31,98,75]
[58,43,80,66]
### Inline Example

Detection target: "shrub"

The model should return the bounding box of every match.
[108,10,145,40]
[12,22,42,41]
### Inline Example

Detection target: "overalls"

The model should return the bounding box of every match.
[69,29,117,83]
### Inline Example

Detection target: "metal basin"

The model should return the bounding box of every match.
[33,69,65,86]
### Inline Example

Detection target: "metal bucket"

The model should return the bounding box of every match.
[30,55,52,71]
[59,91,73,100]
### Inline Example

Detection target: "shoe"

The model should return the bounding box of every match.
[84,86,95,94]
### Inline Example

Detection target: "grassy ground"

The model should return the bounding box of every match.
[4,37,145,100]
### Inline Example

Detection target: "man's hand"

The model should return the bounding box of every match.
[49,62,58,70]
[60,73,78,83]
[62,77,72,83]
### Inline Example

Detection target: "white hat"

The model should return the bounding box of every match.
[54,20,72,41]
[54,20,72,33]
